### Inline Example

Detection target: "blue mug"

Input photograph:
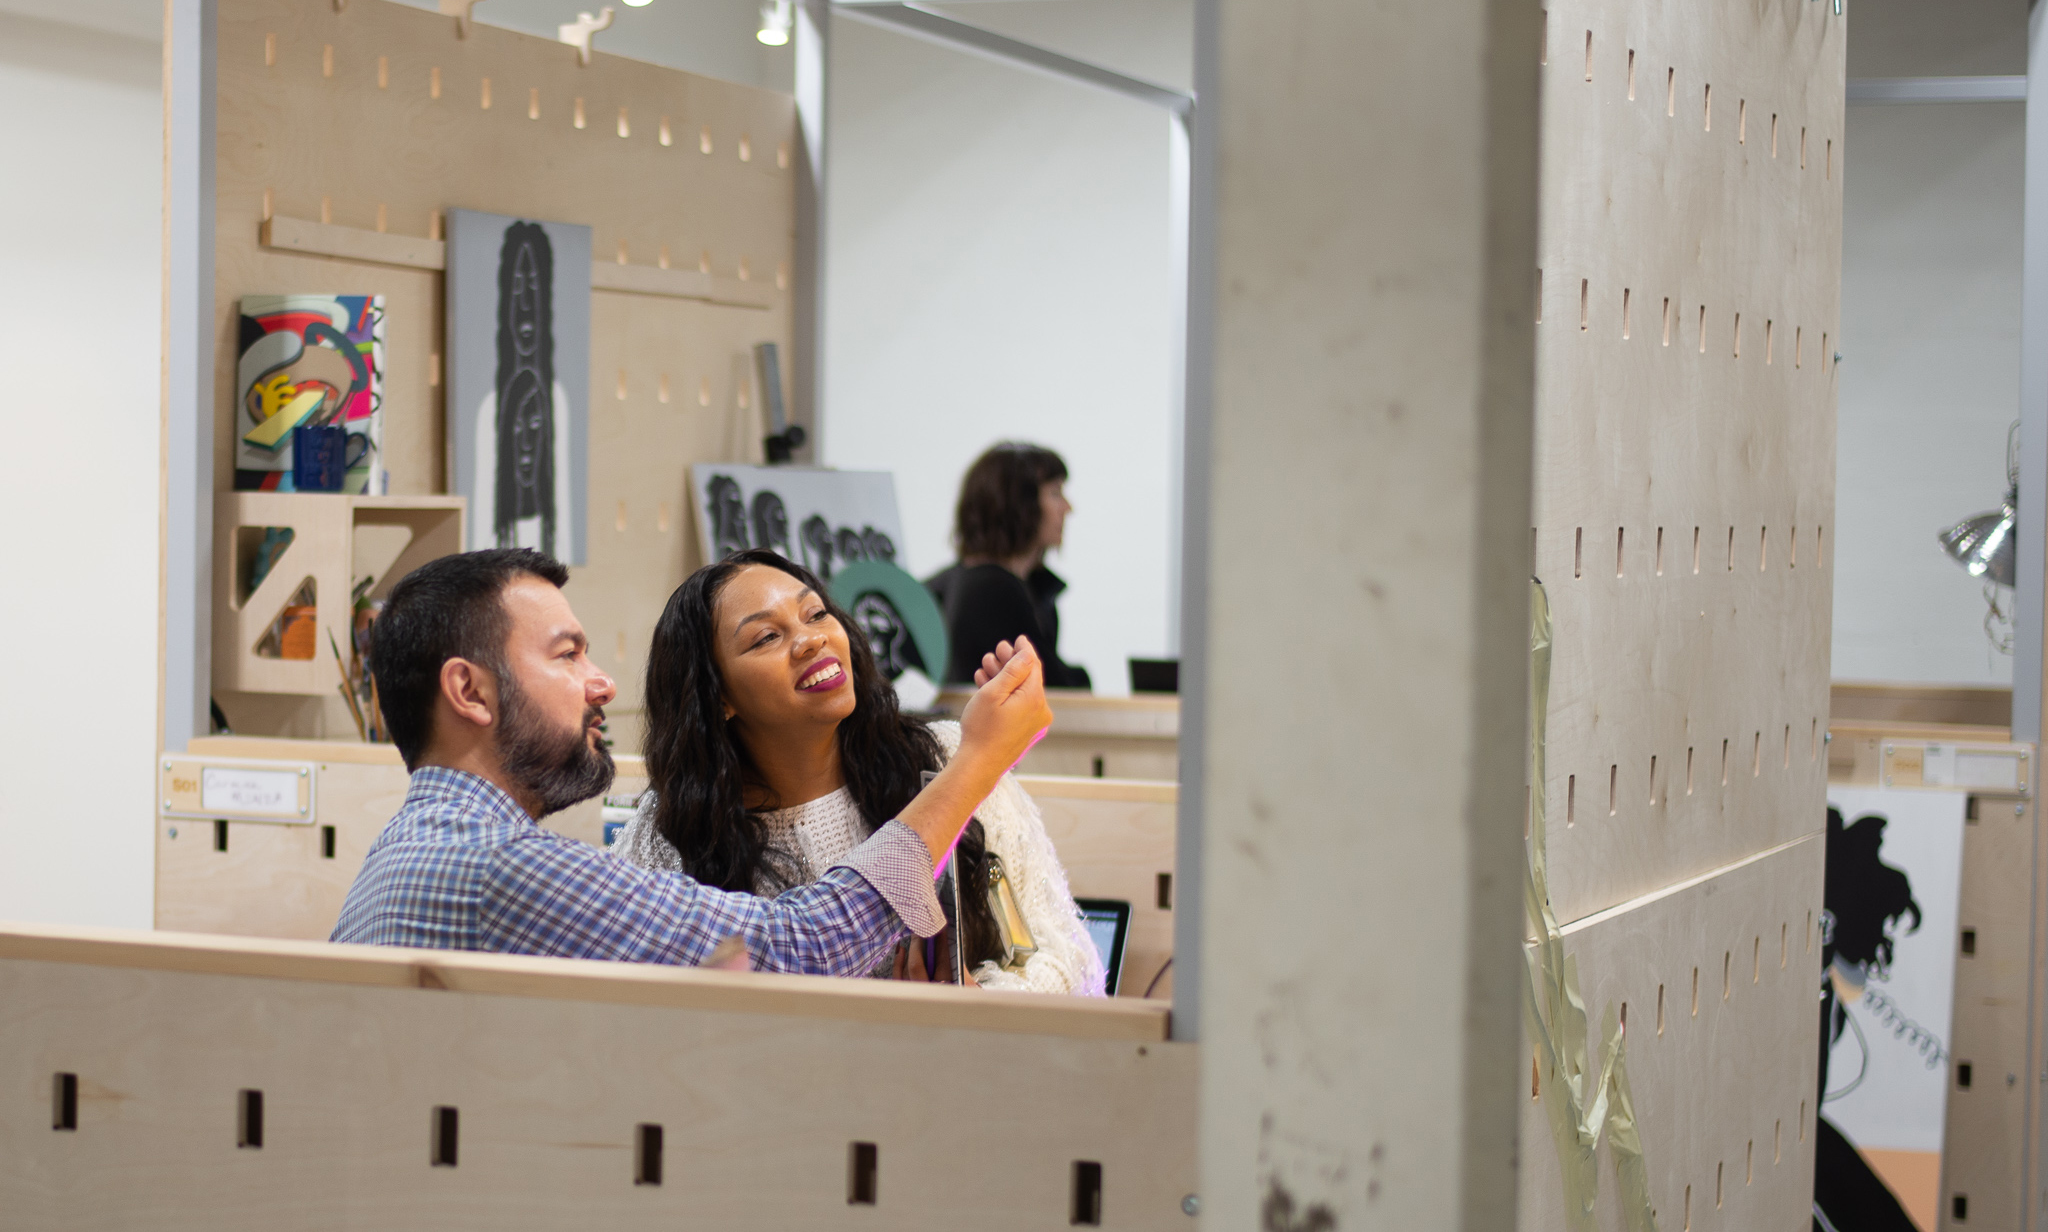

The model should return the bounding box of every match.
[292,425,351,491]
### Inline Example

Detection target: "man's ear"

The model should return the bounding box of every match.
[439,657,498,731]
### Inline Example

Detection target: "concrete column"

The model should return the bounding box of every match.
[1184,0,1539,1225]
[2021,3,2048,1222]
[161,0,216,753]
[790,0,828,462]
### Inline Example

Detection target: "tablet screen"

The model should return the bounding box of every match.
[1075,898,1131,995]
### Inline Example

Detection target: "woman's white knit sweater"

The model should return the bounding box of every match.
[611,721,1106,996]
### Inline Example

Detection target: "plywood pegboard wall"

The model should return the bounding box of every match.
[1519,836,1826,1232]
[213,0,795,742]
[1521,1,1843,1229]
[1,932,1198,1229]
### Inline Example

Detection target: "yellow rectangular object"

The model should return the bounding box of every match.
[241,387,325,450]
[161,757,315,823]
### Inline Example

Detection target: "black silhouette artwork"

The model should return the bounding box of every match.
[706,475,751,559]
[800,515,835,576]
[493,221,556,554]
[750,491,790,555]
[1813,806,1927,1232]
[694,470,899,580]
[850,591,926,679]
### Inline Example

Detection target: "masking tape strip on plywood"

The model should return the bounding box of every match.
[258,215,772,309]
[1526,579,1659,1232]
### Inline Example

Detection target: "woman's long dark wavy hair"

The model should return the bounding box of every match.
[643,549,1002,967]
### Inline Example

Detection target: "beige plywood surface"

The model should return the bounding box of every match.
[1521,4,1843,1230]
[1019,735,1179,783]
[213,0,794,740]
[0,922,1168,1039]
[156,757,636,940]
[156,750,1180,989]
[1941,794,2034,1230]
[1031,785,1177,1000]
[1518,837,1825,1232]
[1,935,1193,1229]
[1533,0,1844,927]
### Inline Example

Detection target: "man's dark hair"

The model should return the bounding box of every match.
[372,548,570,769]
[953,442,1068,561]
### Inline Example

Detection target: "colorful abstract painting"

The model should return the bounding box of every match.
[234,295,385,493]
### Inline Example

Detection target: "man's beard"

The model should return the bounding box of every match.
[497,671,614,816]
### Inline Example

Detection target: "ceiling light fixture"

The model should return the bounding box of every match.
[757,0,792,45]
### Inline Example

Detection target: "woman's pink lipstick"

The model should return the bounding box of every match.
[796,656,847,693]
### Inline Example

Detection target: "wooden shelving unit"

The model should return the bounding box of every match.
[212,491,464,695]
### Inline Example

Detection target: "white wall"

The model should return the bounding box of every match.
[821,3,1191,694]
[1835,103,2024,685]
[1832,0,2026,686]
[0,9,163,927]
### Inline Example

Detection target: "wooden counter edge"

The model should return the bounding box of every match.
[181,739,1181,802]
[0,921,1169,1042]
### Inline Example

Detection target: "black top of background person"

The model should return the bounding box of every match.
[928,564,1090,690]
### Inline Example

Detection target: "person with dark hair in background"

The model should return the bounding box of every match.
[330,547,1054,974]
[926,442,1091,690]
[612,549,1102,993]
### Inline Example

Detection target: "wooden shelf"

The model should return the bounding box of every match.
[214,493,465,696]
[259,214,773,310]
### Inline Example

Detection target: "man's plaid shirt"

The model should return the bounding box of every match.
[330,766,943,973]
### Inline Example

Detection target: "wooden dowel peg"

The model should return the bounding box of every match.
[558,9,615,66]
[439,0,484,38]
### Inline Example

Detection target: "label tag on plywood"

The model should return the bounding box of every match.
[161,757,315,823]
[1879,741,2031,796]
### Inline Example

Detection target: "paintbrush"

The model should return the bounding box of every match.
[329,628,368,741]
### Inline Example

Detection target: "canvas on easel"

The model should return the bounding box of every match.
[688,463,904,580]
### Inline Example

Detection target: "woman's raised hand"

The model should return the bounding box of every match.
[973,639,1023,687]
[896,637,1052,868]
[958,636,1053,773]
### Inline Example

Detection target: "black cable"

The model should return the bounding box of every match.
[1142,956,1173,999]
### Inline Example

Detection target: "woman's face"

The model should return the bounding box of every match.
[1036,479,1071,553]
[712,564,857,734]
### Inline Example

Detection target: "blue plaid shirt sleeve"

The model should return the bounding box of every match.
[479,826,907,974]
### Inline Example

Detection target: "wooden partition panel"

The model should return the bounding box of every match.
[1030,779,1178,1000]
[211,0,793,743]
[157,739,1179,1000]
[1520,2,1844,1229]
[938,691,1180,781]
[0,925,1194,1229]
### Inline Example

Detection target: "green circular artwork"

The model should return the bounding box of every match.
[829,560,948,682]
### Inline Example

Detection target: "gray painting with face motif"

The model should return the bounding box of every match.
[447,209,590,563]
[688,464,906,580]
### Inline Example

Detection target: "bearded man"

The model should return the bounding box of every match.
[331,548,1049,973]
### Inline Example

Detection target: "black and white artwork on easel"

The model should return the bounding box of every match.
[446,209,590,564]
[1817,787,1964,1218]
[688,464,904,579]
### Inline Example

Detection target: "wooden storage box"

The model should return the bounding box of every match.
[213,492,464,695]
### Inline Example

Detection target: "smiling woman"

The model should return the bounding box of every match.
[615,549,1103,993]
